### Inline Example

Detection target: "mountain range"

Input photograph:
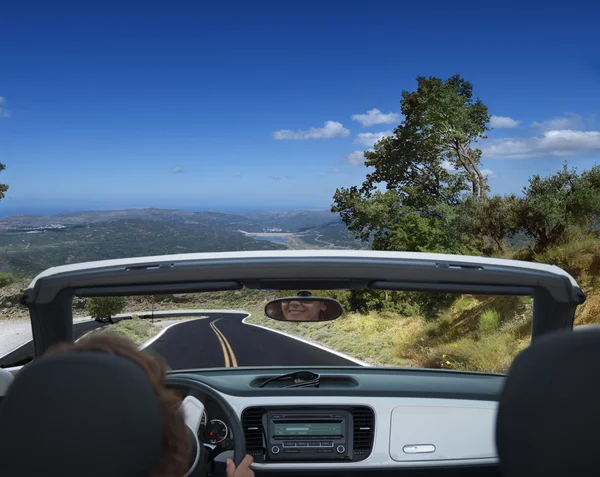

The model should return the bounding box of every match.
[0,208,365,277]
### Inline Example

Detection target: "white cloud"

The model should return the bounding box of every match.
[0,97,11,118]
[490,115,520,129]
[481,168,496,178]
[271,175,282,180]
[171,167,183,173]
[532,113,583,131]
[345,151,366,165]
[331,167,341,173]
[273,121,350,140]
[483,129,600,159]
[441,160,454,171]
[354,131,393,147]
[351,108,400,127]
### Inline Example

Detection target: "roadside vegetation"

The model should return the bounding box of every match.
[323,74,600,372]
[89,315,159,345]
[249,75,600,373]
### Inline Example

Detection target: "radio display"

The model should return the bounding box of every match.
[273,422,342,437]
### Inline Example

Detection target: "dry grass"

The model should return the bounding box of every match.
[248,295,534,372]
[535,233,600,293]
[575,294,600,326]
[90,316,159,345]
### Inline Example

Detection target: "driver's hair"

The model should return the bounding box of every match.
[46,333,192,477]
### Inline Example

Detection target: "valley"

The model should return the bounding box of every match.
[0,208,366,276]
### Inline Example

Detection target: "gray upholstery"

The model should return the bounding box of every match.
[0,367,14,396]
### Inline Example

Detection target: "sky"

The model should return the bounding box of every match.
[0,0,599,216]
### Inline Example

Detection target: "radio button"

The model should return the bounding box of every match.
[321,442,334,447]
[271,446,281,455]
[317,449,333,453]
[336,445,346,454]
[296,442,308,447]
[283,442,296,447]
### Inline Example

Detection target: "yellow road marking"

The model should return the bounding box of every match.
[210,320,231,367]
[211,319,238,367]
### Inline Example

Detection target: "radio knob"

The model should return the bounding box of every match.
[336,445,346,454]
[271,446,281,455]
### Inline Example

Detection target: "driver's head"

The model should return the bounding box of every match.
[46,334,191,477]
[281,299,327,321]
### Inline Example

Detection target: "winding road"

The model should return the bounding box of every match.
[146,313,360,368]
[0,312,363,368]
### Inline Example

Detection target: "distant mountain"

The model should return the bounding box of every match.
[0,208,264,231]
[0,208,366,277]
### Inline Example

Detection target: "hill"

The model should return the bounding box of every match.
[0,208,366,276]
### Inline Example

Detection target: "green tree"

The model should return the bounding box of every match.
[87,296,126,324]
[332,75,491,253]
[0,163,8,200]
[516,164,600,251]
[456,195,521,255]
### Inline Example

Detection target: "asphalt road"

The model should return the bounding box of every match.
[146,313,358,368]
[0,319,118,367]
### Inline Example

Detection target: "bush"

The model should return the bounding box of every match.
[87,296,126,322]
[534,231,600,292]
[479,310,500,334]
[0,272,16,288]
[425,333,528,373]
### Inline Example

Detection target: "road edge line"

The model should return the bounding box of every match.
[140,316,209,349]
[241,315,371,367]
[138,311,249,349]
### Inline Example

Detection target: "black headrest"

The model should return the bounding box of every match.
[496,328,600,477]
[0,352,163,477]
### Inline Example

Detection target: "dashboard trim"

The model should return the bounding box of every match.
[201,387,500,470]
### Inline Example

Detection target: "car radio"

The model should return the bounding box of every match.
[264,409,353,461]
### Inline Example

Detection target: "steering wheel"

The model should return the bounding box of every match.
[167,374,246,467]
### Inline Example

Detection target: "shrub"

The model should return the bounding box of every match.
[479,310,500,335]
[87,296,126,322]
[0,273,16,288]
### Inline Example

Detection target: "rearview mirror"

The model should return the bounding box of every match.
[265,296,343,322]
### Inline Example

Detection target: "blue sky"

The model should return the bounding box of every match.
[0,1,599,216]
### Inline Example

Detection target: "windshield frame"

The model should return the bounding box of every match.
[20,250,585,359]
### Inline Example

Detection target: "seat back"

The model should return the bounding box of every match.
[496,328,600,477]
[0,367,14,398]
[0,352,163,477]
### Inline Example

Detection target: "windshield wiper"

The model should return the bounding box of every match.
[259,371,320,388]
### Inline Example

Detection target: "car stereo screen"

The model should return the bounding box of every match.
[273,422,342,436]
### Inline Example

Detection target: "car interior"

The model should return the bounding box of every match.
[0,251,591,477]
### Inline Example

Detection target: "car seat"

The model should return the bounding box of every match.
[0,352,202,477]
[495,327,600,477]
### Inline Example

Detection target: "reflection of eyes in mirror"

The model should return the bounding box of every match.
[265,297,343,322]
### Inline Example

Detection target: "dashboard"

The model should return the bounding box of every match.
[199,400,233,446]
[172,366,504,476]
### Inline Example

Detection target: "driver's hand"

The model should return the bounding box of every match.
[226,455,254,477]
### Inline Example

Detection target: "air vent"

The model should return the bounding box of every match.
[242,407,265,461]
[352,407,375,460]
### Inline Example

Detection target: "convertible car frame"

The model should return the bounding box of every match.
[2,250,588,476]
[20,250,585,357]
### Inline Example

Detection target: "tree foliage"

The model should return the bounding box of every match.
[0,163,7,200]
[87,296,126,323]
[456,195,521,255]
[332,75,491,253]
[516,164,600,251]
